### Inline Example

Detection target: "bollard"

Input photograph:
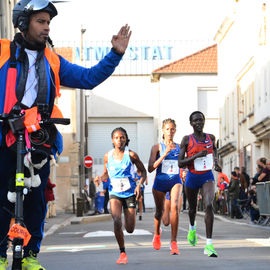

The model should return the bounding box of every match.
[76,197,84,217]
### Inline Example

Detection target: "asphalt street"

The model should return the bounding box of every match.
[8,210,270,270]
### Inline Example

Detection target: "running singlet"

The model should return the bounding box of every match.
[154,142,181,184]
[106,146,136,198]
[186,134,214,174]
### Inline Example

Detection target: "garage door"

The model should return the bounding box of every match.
[88,122,137,165]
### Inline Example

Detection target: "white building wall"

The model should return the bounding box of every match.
[158,74,219,144]
[0,0,18,39]
[254,48,270,124]
[88,75,158,118]
[217,1,270,176]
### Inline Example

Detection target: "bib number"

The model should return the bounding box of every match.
[194,154,213,171]
[161,160,179,175]
[110,178,131,192]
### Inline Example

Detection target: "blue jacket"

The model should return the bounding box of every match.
[0,43,123,154]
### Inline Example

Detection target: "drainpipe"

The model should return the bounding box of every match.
[0,0,5,38]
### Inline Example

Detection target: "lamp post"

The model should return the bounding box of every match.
[80,27,86,61]
[84,93,92,186]
[79,26,86,197]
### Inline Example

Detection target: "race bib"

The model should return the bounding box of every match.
[110,178,131,192]
[194,154,213,171]
[161,160,179,175]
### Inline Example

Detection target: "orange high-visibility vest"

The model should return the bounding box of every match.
[0,39,63,143]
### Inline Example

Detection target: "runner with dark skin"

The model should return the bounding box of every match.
[95,128,146,264]
[178,111,221,257]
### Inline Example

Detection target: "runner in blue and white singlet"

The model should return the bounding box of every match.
[95,127,146,264]
[153,141,182,192]
[148,118,182,255]
[107,146,137,198]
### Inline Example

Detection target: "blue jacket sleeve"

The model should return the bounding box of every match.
[59,49,123,89]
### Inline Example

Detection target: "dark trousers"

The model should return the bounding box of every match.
[0,146,50,257]
[250,207,260,222]
[230,199,242,218]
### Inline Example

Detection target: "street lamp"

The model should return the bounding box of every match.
[80,27,86,62]
[79,26,86,197]
[84,93,92,189]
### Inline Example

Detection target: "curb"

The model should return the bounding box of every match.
[44,216,74,238]
[70,214,112,225]
[196,211,270,230]
[44,214,112,238]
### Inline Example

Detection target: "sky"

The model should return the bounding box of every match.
[50,0,235,44]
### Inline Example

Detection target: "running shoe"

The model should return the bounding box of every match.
[152,229,161,250]
[116,252,128,264]
[170,241,180,255]
[0,257,8,270]
[22,252,46,270]
[204,244,218,257]
[187,227,197,246]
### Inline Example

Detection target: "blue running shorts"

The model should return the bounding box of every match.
[185,170,215,189]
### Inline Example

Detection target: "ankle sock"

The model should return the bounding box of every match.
[206,238,212,245]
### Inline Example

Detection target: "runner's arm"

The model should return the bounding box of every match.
[209,134,221,172]
[148,143,172,173]
[94,153,109,185]
[130,151,146,186]
[178,135,206,168]
[130,151,147,200]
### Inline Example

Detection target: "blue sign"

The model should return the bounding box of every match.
[76,45,173,61]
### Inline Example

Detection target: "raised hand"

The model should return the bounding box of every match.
[111,24,132,54]
[196,150,208,158]
[164,142,176,156]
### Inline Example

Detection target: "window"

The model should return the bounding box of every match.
[197,87,219,119]
[244,145,252,176]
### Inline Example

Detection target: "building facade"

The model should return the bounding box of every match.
[0,0,18,39]
[216,0,270,177]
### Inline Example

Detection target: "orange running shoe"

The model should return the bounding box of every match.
[116,252,128,264]
[170,241,180,255]
[152,229,161,250]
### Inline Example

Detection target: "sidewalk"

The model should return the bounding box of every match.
[44,209,270,239]
[44,211,111,238]
[44,211,74,237]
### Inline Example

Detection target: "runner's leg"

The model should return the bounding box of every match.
[169,183,181,242]
[162,196,171,226]
[201,181,215,238]
[152,188,166,235]
[201,181,218,257]
[185,186,199,226]
[110,199,124,249]
[123,207,136,233]
[138,195,143,220]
